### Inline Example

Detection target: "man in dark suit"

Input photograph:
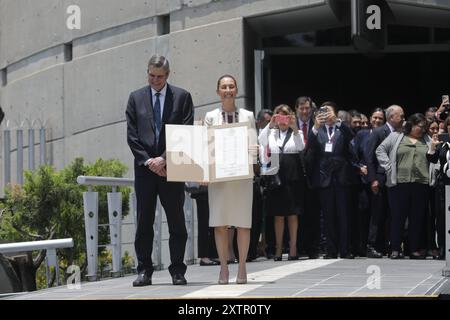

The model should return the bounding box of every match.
[308,102,355,259]
[295,96,321,259]
[0,106,4,125]
[126,54,194,286]
[365,105,404,256]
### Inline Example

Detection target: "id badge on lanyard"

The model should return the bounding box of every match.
[325,127,335,153]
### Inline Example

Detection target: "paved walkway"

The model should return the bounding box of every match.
[2,256,448,300]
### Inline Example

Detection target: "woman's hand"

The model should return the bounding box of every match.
[249,144,259,162]
[289,115,298,131]
[269,114,278,129]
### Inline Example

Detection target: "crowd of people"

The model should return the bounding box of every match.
[188,90,450,273]
[127,54,448,287]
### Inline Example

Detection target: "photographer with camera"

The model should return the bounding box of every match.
[258,104,305,261]
[308,102,355,259]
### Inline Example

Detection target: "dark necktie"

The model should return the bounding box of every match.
[328,126,334,142]
[154,92,162,141]
[302,122,308,146]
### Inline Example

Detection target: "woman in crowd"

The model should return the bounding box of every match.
[258,104,305,261]
[425,118,441,259]
[376,113,436,259]
[204,74,257,284]
[426,116,450,259]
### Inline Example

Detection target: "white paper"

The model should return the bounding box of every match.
[213,125,249,179]
[166,125,209,181]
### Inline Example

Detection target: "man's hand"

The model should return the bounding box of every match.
[314,112,327,130]
[371,180,379,195]
[148,157,167,177]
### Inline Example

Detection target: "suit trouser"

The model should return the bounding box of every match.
[368,185,390,252]
[434,184,447,253]
[387,183,427,252]
[319,185,351,256]
[298,186,321,256]
[134,170,187,276]
[194,193,217,259]
[426,186,438,251]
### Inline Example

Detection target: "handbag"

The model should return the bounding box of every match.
[184,182,208,194]
[261,128,292,191]
[261,173,282,191]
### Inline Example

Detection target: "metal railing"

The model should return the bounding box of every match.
[1,119,48,187]
[77,175,195,281]
[0,238,74,287]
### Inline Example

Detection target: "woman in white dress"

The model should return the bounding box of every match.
[204,75,257,284]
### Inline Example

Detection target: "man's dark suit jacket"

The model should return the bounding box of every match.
[308,122,355,188]
[365,124,392,186]
[0,107,4,125]
[298,118,316,188]
[126,84,194,170]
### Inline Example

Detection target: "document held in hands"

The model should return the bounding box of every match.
[166,122,254,183]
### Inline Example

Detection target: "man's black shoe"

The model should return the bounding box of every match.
[172,273,187,285]
[323,254,337,259]
[367,248,383,259]
[133,271,152,287]
[342,253,355,259]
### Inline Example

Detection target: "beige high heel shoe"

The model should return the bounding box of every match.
[218,270,229,285]
[236,277,247,284]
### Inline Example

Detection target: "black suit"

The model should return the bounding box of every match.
[308,122,354,256]
[297,118,321,257]
[426,143,450,256]
[0,106,4,125]
[126,84,194,276]
[365,124,392,253]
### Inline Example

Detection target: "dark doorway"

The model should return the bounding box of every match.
[270,51,450,116]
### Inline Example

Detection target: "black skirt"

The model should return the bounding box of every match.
[265,180,303,216]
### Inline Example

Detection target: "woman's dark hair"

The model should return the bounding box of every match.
[370,107,385,120]
[216,74,237,90]
[403,113,426,135]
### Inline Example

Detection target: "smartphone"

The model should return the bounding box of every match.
[443,95,449,106]
[438,133,450,143]
[276,115,289,125]
[318,106,328,114]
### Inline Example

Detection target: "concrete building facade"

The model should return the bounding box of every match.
[1,0,449,269]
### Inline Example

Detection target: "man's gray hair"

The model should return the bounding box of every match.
[148,54,170,73]
[385,105,401,120]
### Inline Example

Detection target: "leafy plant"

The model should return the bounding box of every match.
[0,157,132,290]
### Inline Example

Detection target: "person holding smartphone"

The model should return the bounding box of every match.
[436,95,450,121]
[376,113,435,259]
[426,115,450,260]
[258,104,305,261]
[308,102,355,259]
